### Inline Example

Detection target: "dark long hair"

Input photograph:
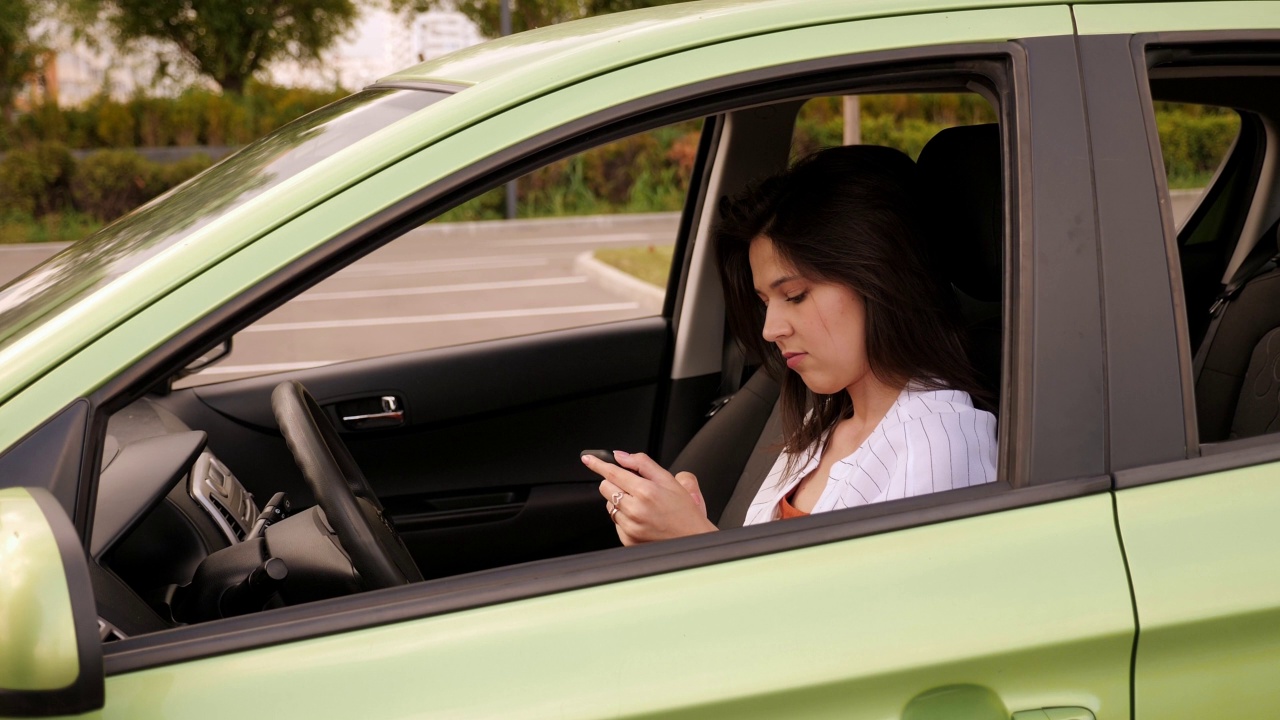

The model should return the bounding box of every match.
[714,145,985,457]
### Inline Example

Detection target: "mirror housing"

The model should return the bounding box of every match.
[0,488,103,717]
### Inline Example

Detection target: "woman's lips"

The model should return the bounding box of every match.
[784,352,806,369]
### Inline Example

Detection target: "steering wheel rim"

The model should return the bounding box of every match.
[270,380,422,589]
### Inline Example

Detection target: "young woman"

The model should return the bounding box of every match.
[581,144,997,545]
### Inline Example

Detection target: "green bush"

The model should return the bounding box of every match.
[0,142,75,216]
[132,96,176,147]
[149,153,213,196]
[71,150,157,221]
[95,100,137,147]
[1156,107,1239,188]
[0,210,102,244]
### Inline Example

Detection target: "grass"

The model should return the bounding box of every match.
[594,244,675,287]
[0,211,102,244]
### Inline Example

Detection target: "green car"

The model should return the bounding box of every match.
[3,0,1279,717]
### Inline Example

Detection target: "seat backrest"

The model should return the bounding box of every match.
[1196,220,1280,441]
[668,368,779,525]
[915,123,1004,406]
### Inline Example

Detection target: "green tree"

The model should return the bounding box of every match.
[402,0,689,37]
[0,0,44,124]
[75,0,360,94]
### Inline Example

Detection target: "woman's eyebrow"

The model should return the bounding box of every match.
[769,274,802,290]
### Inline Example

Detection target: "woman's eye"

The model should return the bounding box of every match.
[785,292,808,304]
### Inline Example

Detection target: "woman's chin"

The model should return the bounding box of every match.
[798,374,843,396]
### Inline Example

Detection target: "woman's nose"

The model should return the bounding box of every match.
[761,305,790,343]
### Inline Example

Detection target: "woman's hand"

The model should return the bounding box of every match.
[582,451,717,546]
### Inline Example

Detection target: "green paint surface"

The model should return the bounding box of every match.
[0,488,78,691]
[85,495,1130,719]
[1118,462,1280,718]
[1074,1,1280,34]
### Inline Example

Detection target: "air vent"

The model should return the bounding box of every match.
[214,500,246,541]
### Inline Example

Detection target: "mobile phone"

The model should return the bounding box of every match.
[580,449,622,466]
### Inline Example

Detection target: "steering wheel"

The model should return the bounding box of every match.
[270,380,423,589]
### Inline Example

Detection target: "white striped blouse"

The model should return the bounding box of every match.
[744,387,998,525]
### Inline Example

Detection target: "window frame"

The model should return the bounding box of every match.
[1107,32,1280,488]
[88,38,1107,672]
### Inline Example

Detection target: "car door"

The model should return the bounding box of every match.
[144,124,710,577]
[42,6,1139,719]
[1075,7,1280,719]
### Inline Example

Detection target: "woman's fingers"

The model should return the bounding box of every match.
[613,451,680,490]
[674,471,706,513]
[581,454,647,498]
[584,451,716,543]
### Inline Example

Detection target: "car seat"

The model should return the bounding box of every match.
[1193,219,1280,440]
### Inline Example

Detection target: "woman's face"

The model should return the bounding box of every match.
[749,236,871,396]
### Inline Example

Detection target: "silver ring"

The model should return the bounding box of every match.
[611,491,624,508]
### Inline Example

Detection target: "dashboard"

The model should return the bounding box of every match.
[94,396,260,635]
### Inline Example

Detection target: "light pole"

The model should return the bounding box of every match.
[501,0,517,219]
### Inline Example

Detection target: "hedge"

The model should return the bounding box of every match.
[3,82,346,151]
[0,142,213,240]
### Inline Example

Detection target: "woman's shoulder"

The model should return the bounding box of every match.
[883,386,990,426]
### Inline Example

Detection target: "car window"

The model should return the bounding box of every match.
[1145,57,1279,445]
[1155,101,1240,230]
[178,120,702,387]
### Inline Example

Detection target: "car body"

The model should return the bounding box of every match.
[2,0,1280,717]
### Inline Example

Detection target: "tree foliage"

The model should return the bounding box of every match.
[75,0,360,93]
[404,0,689,37]
[0,0,44,120]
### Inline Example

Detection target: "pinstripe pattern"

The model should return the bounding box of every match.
[743,387,997,525]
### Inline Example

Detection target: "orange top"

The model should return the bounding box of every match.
[778,489,810,519]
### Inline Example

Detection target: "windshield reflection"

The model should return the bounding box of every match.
[0,89,445,352]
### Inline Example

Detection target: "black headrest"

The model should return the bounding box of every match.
[915,123,1003,303]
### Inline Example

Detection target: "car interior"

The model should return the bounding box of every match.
[1150,59,1280,446]
[76,77,1015,642]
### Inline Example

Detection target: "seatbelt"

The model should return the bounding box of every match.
[707,328,747,418]
[716,400,783,530]
[1193,223,1280,379]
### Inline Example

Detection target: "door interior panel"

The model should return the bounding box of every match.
[152,317,669,575]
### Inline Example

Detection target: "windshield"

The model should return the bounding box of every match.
[0,88,446,354]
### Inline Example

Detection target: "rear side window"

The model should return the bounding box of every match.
[1147,61,1278,446]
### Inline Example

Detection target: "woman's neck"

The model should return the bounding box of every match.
[844,373,904,433]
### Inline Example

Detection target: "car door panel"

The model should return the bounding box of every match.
[93,493,1134,719]
[153,318,667,575]
[1115,463,1280,718]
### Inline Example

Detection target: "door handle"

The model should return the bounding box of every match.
[338,395,405,430]
[1011,709,1095,720]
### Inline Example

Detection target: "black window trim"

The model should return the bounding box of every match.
[83,39,1101,672]
[1117,30,1280,489]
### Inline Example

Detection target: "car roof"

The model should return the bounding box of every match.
[379,0,1105,89]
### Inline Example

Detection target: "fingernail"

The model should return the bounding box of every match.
[614,450,630,459]
[581,455,592,465]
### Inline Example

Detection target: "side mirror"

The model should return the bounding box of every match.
[0,488,103,717]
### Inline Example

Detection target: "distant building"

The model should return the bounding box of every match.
[24,7,484,107]
[272,8,484,90]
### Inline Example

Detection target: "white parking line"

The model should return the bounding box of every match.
[245,302,641,332]
[196,361,337,375]
[488,233,662,247]
[297,276,587,302]
[336,255,549,278]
